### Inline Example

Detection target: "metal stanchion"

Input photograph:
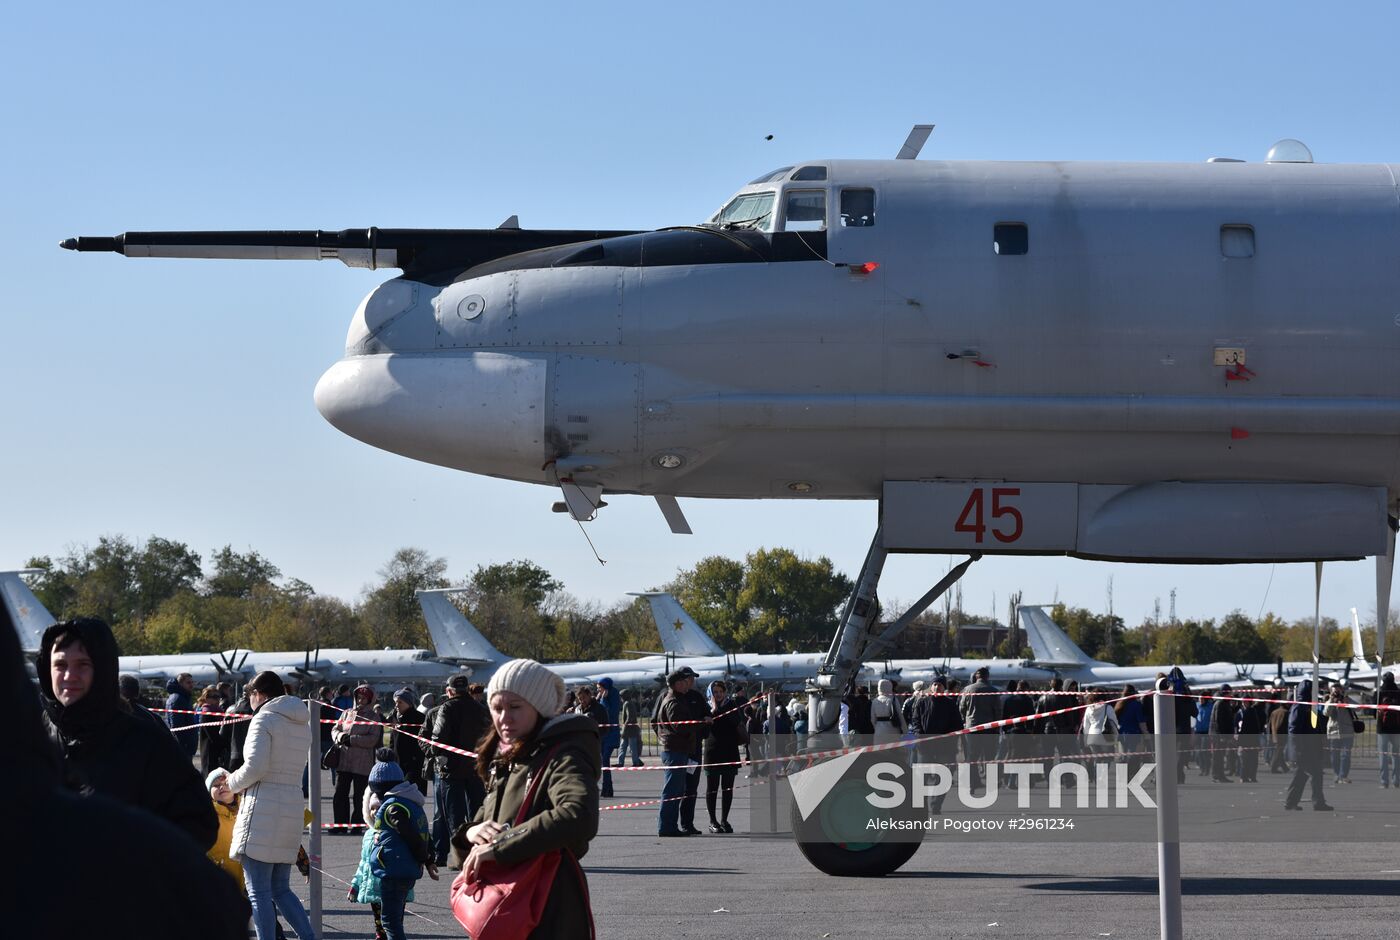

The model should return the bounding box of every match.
[1152,679,1182,940]
[767,689,778,832]
[307,699,323,937]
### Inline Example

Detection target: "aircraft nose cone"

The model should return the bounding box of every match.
[314,353,549,477]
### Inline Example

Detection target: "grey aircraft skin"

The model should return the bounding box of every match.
[61,137,1400,875]
[64,149,1400,561]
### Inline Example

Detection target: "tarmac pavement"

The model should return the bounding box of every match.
[297,752,1399,940]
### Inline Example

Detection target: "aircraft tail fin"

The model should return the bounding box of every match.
[0,570,56,654]
[1018,605,1095,666]
[630,592,726,657]
[1350,607,1369,665]
[415,589,505,664]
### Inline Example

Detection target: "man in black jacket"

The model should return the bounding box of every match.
[1285,679,1333,811]
[38,617,218,851]
[911,675,963,812]
[1209,684,1238,782]
[7,600,250,940]
[656,668,711,836]
[428,673,490,866]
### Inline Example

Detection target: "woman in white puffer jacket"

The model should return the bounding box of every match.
[226,671,317,940]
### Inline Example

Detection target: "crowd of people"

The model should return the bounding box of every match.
[17,613,602,940]
[15,607,1400,938]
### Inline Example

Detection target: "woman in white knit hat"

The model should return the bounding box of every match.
[449,659,600,938]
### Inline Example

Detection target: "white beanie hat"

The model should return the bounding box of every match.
[486,659,566,718]
[877,678,894,696]
[205,767,230,794]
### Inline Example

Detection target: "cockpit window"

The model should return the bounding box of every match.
[748,166,794,185]
[791,165,827,181]
[840,188,876,227]
[783,189,826,232]
[713,191,776,231]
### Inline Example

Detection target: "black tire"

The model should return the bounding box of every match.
[789,750,925,877]
[795,828,922,877]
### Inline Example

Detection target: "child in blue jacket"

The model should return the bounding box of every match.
[353,756,438,940]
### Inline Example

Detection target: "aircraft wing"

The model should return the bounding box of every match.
[61,227,640,280]
[630,592,727,657]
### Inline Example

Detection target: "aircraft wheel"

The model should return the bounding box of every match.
[790,765,924,877]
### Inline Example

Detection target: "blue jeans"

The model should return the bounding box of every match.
[658,750,689,833]
[617,733,642,766]
[433,776,468,865]
[1380,733,1400,786]
[242,858,316,940]
[1330,738,1354,779]
[379,876,414,940]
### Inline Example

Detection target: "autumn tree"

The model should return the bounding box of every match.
[358,548,449,649]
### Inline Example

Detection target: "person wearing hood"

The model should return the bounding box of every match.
[6,602,251,939]
[451,659,599,939]
[38,617,218,850]
[871,678,906,740]
[225,669,318,940]
[333,683,383,828]
[165,672,199,758]
[595,677,621,797]
[1284,679,1333,811]
[1378,672,1400,788]
[1165,667,1197,783]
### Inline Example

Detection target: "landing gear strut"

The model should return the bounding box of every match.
[796,525,978,876]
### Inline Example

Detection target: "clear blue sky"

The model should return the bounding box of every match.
[5,2,1399,630]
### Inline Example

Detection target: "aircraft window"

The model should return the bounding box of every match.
[840,188,876,227]
[791,165,827,181]
[748,166,794,184]
[714,191,776,231]
[1220,224,1255,259]
[994,222,1028,256]
[783,189,826,232]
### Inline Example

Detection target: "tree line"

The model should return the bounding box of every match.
[22,535,1382,669]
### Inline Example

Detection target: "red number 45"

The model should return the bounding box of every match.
[954,487,1023,543]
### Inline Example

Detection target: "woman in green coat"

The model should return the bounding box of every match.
[455,659,600,938]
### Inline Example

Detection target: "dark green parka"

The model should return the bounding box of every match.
[471,712,601,939]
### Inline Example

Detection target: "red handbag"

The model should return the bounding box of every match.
[450,746,594,939]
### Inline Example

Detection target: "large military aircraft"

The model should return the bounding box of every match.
[62,128,1400,875]
[1017,604,1372,689]
[638,590,1056,686]
[3,569,471,689]
[415,587,705,686]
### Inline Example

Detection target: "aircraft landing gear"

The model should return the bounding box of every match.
[795,525,977,877]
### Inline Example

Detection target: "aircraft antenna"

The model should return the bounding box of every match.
[573,515,607,566]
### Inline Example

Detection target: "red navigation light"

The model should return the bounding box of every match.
[853,262,880,274]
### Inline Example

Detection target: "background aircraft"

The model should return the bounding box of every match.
[417,588,685,688]
[3,569,470,690]
[1016,604,1367,689]
[638,590,1056,687]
